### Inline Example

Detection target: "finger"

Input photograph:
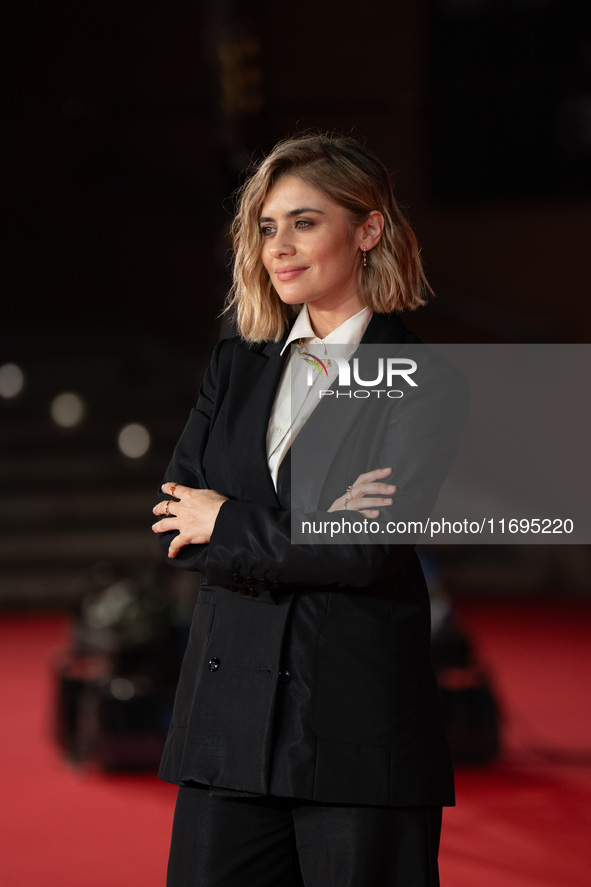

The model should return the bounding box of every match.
[152,501,177,516]
[351,482,397,497]
[353,467,392,486]
[152,518,179,534]
[359,509,380,518]
[350,496,393,510]
[161,482,183,498]
[168,535,186,559]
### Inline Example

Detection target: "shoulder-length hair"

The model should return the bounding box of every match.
[226,133,432,342]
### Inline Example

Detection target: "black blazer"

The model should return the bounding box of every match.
[157,312,467,806]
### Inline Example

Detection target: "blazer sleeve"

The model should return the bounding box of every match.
[156,339,228,575]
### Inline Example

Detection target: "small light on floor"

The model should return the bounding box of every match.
[50,392,86,427]
[110,678,135,701]
[0,363,25,399]
[118,423,150,458]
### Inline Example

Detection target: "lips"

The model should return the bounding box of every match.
[276,266,308,282]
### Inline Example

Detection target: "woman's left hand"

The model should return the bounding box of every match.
[327,467,396,517]
[152,482,228,558]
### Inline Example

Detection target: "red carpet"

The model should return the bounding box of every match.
[440,602,591,887]
[1,602,590,886]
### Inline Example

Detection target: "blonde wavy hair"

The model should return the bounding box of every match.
[226,133,431,342]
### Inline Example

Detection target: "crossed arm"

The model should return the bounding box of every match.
[152,467,398,559]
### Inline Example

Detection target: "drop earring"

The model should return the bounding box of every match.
[362,248,367,268]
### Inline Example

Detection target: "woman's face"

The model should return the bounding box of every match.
[259,175,366,318]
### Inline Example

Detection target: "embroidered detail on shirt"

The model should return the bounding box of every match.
[296,339,331,371]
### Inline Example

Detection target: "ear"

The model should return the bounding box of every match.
[356,210,384,251]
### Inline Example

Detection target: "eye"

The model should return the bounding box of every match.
[295,219,311,229]
[259,225,276,237]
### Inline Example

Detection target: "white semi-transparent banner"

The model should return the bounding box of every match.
[289,344,590,544]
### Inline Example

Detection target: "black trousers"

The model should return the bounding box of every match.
[166,784,442,887]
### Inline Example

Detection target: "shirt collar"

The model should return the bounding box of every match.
[280,304,373,355]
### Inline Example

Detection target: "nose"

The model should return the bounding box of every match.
[268,237,296,259]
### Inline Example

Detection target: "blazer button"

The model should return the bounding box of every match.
[246,577,257,586]
[249,588,259,598]
[232,573,244,584]
[278,669,291,683]
[208,658,220,672]
[239,587,249,595]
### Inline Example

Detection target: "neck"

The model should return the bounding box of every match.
[307,297,364,339]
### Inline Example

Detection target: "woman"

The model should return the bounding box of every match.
[152,134,467,887]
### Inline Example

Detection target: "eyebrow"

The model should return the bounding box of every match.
[258,207,326,223]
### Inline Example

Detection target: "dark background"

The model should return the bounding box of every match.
[3,0,591,607]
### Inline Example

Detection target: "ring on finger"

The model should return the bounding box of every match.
[170,483,177,497]
[165,500,171,516]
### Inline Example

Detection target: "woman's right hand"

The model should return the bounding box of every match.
[152,482,228,557]
[327,467,396,518]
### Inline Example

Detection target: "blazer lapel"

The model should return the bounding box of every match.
[284,312,414,512]
[221,339,289,507]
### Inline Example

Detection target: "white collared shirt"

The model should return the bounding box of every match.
[266,304,373,490]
